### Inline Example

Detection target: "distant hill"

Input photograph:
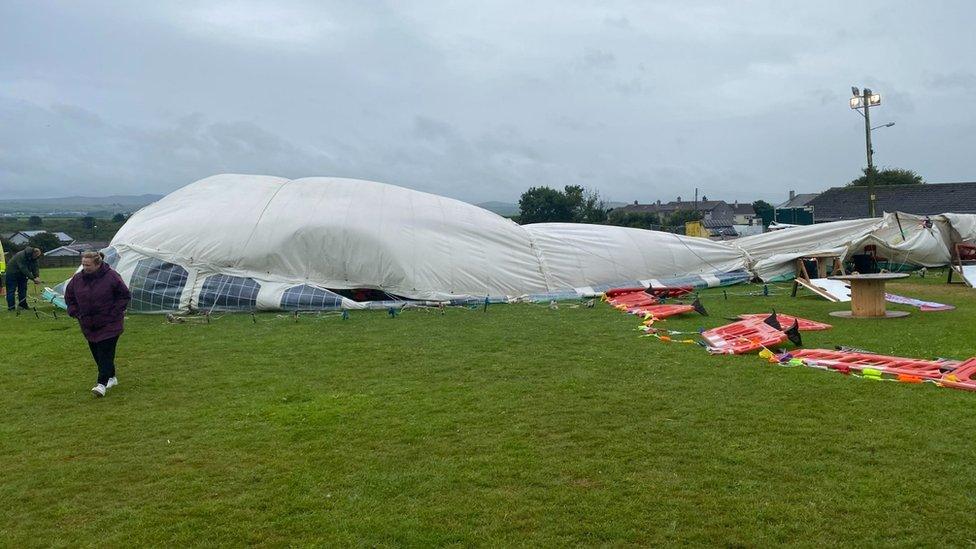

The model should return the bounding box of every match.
[476,201,519,216]
[0,194,163,215]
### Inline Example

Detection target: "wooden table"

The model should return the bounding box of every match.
[828,273,910,319]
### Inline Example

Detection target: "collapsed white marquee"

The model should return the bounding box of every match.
[102,175,749,312]
[70,174,975,312]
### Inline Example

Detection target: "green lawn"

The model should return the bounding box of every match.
[2,268,976,546]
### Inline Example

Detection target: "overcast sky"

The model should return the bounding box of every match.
[2,1,975,205]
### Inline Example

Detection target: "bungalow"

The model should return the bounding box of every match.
[6,230,75,246]
[807,182,976,222]
[45,242,110,257]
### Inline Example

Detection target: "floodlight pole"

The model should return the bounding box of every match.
[862,90,876,217]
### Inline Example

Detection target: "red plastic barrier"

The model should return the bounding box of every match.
[941,358,976,391]
[606,288,700,320]
[604,287,648,299]
[638,304,695,320]
[645,286,694,298]
[701,320,787,354]
[790,349,956,380]
[605,286,693,299]
[737,313,832,331]
[611,293,658,308]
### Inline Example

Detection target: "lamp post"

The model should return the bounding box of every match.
[850,87,889,217]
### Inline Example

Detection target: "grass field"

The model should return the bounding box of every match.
[3,268,976,546]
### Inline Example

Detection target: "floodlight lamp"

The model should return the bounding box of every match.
[851,86,860,96]
[850,97,863,109]
[869,94,881,106]
[864,88,872,95]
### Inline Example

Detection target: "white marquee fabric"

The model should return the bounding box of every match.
[734,212,965,281]
[59,174,975,313]
[104,175,751,312]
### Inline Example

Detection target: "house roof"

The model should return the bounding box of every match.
[13,230,74,242]
[701,218,735,228]
[65,242,110,252]
[618,200,731,214]
[731,203,756,215]
[807,182,976,222]
[775,193,819,209]
[45,245,83,256]
[43,242,110,256]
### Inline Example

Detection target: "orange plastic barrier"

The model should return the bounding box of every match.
[940,358,976,391]
[790,349,956,379]
[737,313,832,331]
[701,320,787,354]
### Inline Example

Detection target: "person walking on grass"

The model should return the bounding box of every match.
[5,246,43,311]
[64,251,131,398]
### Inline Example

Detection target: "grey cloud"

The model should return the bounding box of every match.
[928,71,976,91]
[580,49,616,70]
[603,15,631,29]
[1,1,975,205]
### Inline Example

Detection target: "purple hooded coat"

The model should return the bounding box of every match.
[64,262,132,342]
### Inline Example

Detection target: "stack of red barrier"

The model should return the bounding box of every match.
[605,287,698,320]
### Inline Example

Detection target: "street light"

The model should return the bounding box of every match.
[850,86,889,217]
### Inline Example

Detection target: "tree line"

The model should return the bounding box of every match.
[514,166,924,229]
[516,185,746,231]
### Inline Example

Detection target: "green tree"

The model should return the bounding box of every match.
[518,185,608,225]
[28,232,62,252]
[82,216,96,230]
[848,167,924,186]
[28,216,43,227]
[752,200,774,227]
[563,185,607,224]
[606,210,661,230]
[112,213,127,223]
[517,187,575,224]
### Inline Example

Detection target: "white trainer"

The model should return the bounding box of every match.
[91,384,106,397]
[106,377,118,389]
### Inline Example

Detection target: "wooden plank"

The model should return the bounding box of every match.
[796,278,848,302]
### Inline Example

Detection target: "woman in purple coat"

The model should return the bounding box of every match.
[64,251,132,397]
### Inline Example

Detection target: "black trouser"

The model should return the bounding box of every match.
[5,272,29,310]
[88,336,119,386]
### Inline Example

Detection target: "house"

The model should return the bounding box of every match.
[45,242,110,257]
[730,201,758,226]
[617,196,735,222]
[6,230,75,246]
[701,218,738,238]
[807,182,976,222]
[685,218,738,239]
[774,190,819,225]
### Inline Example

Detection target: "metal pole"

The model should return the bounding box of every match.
[863,90,875,217]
